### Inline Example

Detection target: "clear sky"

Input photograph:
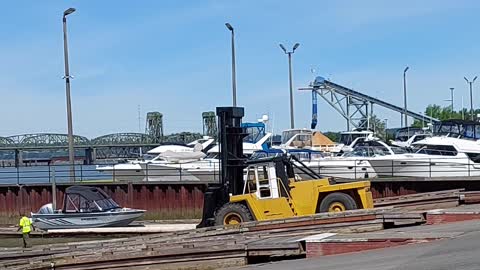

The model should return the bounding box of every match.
[1,0,479,138]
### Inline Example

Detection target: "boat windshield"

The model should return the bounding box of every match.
[251,151,282,159]
[281,130,312,144]
[391,147,408,154]
[242,123,266,143]
[141,154,158,161]
[251,150,323,161]
[344,146,391,157]
[394,128,425,142]
[339,133,368,145]
[289,151,324,161]
[95,198,120,211]
[414,144,458,156]
[205,153,219,159]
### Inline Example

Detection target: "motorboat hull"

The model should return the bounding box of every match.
[139,160,220,182]
[97,159,221,182]
[32,209,145,231]
[369,155,480,178]
[298,159,377,180]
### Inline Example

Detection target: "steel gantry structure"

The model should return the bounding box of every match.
[300,76,440,130]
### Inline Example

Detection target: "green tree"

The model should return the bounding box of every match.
[411,104,476,128]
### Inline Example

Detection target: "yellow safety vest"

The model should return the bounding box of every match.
[19,216,32,234]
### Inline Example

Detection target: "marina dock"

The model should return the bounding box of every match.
[1,189,480,269]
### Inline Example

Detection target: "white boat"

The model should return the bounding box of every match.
[97,125,272,182]
[32,186,145,230]
[272,129,337,153]
[369,120,480,177]
[255,137,408,180]
[273,128,374,155]
[153,132,272,182]
[96,136,214,181]
[390,127,432,149]
[330,130,375,153]
[369,136,480,178]
[147,136,215,154]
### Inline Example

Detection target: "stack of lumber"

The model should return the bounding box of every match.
[0,208,422,270]
[374,189,464,210]
[459,191,480,204]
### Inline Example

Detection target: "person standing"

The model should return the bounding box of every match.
[17,212,34,248]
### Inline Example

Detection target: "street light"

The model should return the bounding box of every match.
[279,42,300,129]
[449,87,455,114]
[63,8,76,181]
[403,66,409,127]
[383,119,388,139]
[419,112,425,128]
[225,23,237,107]
[464,76,478,121]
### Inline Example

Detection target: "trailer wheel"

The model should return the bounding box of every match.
[214,203,253,226]
[319,192,357,213]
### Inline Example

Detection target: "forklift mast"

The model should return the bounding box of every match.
[217,107,248,195]
[197,107,248,228]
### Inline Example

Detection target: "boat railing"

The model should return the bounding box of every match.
[0,156,479,184]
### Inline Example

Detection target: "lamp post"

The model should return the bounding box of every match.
[464,76,478,121]
[225,23,237,107]
[279,43,300,129]
[419,112,425,128]
[449,87,454,116]
[403,66,409,127]
[383,119,388,139]
[63,8,76,182]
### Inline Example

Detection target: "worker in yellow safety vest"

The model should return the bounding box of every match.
[17,211,34,248]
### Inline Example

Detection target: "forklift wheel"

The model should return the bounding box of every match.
[319,192,357,213]
[215,203,253,226]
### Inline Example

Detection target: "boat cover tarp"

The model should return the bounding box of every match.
[159,151,206,162]
[65,186,110,201]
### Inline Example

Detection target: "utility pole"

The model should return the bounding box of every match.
[63,8,76,182]
[383,119,388,140]
[225,23,237,107]
[279,43,300,129]
[450,87,454,117]
[403,66,409,127]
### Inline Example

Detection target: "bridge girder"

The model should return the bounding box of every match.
[91,133,159,146]
[0,137,14,147]
[7,133,90,147]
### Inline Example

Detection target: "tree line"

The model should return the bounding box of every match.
[411,104,480,128]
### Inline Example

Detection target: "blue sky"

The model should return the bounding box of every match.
[1,1,480,138]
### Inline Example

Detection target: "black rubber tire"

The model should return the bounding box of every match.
[214,203,253,226]
[319,192,358,213]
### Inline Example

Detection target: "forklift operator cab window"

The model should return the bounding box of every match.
[244,163,280,199]
[245,168,257,193]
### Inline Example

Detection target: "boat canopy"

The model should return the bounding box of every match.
[434,119,480,139]
[63,186,120,213]
[241,122,266,144]
[394,127,430,142]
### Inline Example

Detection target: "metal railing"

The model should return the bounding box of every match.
[0,162,220,185]
[0,156,479,184]
[297,156,480,179]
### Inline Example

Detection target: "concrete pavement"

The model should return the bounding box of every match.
[229,219,480,270]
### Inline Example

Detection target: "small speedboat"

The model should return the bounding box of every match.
[32,186,145,230]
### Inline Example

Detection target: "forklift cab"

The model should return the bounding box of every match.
[242,156,295,200]
[244,162,281,199]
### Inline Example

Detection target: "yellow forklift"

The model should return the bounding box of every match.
[198,107,374,227]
